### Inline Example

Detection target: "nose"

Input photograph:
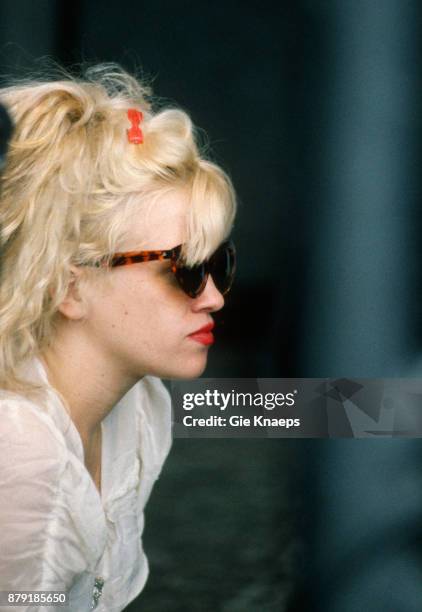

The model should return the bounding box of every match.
[191,274,225,313]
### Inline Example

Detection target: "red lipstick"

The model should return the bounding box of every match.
[188,322,215,346]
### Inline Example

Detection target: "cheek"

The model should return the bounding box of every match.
[88,272,200,375]
[88,285,210,379]
[107,285,187,346]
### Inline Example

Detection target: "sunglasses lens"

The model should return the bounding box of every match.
[175,263,207,298]
[209,241,236,295]
[174,241,236,298]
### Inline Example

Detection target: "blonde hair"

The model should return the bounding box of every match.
[0,63,236,397]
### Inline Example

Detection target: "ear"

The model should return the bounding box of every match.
[56,265,89,321]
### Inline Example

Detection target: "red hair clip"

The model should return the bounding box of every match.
[127,108,144,144]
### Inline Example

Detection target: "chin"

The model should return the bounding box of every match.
[164,353,208,380]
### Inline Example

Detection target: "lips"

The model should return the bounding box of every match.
[188,322,215,346]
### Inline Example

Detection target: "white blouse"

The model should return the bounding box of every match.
[0,357,172,612]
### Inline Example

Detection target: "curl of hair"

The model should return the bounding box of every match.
[0,63,236,398]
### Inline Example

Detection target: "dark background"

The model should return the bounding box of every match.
[2,2,422,610]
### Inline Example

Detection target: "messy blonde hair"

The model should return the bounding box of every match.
[0,63,236,397]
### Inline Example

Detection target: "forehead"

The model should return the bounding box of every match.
[124,188,189,250]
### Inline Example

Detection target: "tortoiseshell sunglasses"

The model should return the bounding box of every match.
[104,240,236,299]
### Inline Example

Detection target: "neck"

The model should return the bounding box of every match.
[39,319,140,447]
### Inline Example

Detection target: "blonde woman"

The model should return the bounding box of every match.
[0,64,236,611]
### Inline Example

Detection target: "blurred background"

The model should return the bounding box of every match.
[2,1,422,610]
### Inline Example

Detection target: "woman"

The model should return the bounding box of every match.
[0,64,236,611]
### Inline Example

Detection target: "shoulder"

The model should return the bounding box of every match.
[0,396,65,585]
[0,393,105,588]
[0,393,67,508]
[0,393,66,461]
